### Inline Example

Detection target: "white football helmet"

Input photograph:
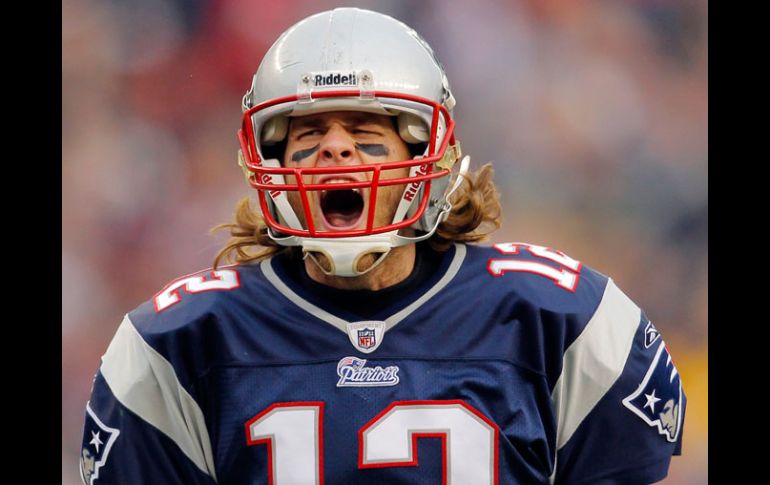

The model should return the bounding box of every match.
[238,7,469,276]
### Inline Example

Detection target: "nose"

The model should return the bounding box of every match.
[318,124,357,166]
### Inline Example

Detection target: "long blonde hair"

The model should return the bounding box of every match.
[212,163,501,268]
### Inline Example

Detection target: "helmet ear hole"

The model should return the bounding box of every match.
[407,142,428,158]
[261,116,289,144]
[261,139,287,162]
[398,112,428,143]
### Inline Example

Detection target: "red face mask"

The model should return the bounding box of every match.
[238,90,459,239]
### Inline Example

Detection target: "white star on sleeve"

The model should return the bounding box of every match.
[643,390,662,413]
[90,430,104,453]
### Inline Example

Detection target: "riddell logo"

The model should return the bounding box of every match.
[403,163,430,202]
[313,72,358,87]
[257,173,281,199]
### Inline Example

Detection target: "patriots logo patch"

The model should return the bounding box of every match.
[336,356,400,387]
[80,403,120,484]
[622,341,683,442]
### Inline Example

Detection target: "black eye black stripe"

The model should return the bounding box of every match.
[290,143,389,162]
[290,144,320,162]
[356,143,389,156]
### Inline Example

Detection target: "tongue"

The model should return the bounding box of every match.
[325,211,361,227]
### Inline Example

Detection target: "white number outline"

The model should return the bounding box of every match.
[487,242,581,292]
[153,268,241,312]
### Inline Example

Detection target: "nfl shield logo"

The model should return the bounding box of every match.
[346,321,386,353]
[358,328,376,350]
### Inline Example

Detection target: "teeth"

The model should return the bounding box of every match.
[321,188,361,197]
[325,178,357,185]
[321,179,361,196]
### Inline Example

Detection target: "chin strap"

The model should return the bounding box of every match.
[269,155,471,277]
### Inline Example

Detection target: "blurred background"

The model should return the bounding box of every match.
[62,0,707,483]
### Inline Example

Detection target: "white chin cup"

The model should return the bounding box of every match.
[301,235,395,277]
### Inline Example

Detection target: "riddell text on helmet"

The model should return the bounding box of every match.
[403,163,431,202]
[313,72,358,87]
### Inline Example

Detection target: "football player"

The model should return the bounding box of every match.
[80,7,685,484]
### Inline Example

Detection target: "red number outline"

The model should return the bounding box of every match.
[494,242,583,273]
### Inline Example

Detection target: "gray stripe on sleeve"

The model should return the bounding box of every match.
[100,315,218,482]
[551,278,641,450]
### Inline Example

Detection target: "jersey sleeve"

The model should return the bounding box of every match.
[79,316,218,485]
[550,279,686,485]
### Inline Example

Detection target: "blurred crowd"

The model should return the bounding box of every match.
[62,0,707,483]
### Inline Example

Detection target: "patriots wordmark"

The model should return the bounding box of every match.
[336,356,400,387]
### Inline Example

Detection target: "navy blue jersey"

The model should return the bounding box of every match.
[80,242,685,485]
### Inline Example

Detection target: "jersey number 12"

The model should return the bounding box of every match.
[245,400,499,485]
[487,242,582,292]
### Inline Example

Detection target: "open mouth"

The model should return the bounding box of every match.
[320,187,365,230]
